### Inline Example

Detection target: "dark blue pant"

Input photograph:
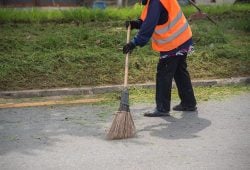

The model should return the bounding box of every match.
[156,54,196,112]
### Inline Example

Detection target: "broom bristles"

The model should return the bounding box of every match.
[107,111,136,140]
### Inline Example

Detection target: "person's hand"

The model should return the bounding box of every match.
[123,42,136,54]
[125,20,142,30]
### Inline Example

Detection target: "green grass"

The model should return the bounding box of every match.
[99,85,250,106]
[0,5,143,23]
[1,85,249,107]
[0,4,250,90]
[0,3,249,23]
[183,3,250,16]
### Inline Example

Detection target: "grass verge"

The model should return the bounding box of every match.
[0,4,249,90]
[0,85,249,107]
[107,84,250,105]
[0,4,249,23]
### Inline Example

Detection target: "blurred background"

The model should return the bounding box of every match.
[0,0,246,8]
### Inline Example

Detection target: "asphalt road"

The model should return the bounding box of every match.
[0,93,250,170]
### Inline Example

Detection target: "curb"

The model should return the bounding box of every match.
[1,77,249,99]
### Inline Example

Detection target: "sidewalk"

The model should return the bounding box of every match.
[1,77,249,98]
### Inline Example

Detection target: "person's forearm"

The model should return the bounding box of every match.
[132,0,162,47]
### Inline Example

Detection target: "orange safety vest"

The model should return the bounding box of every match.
[140,0,192,52]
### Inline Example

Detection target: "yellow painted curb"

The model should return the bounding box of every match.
[0,98,104,109]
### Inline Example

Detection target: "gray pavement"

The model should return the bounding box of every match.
[0,93,250,170]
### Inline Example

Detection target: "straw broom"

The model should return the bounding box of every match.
[107,25,136,140]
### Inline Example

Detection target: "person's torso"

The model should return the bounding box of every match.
[140,0,192,52]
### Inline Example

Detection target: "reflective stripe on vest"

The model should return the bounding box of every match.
[154,10,183,35]
[152,22,189,44]
[140,0,192,52]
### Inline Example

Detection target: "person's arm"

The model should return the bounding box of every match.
[132,0,163,47]
[123,0,164,54]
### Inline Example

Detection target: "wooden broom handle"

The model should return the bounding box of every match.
[124,25,131,87]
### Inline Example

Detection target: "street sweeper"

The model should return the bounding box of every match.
[123,0,197,117]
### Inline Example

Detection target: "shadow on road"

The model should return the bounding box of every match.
[0,104,212,156]
[0,105,114,155]
[139,111,211,140]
